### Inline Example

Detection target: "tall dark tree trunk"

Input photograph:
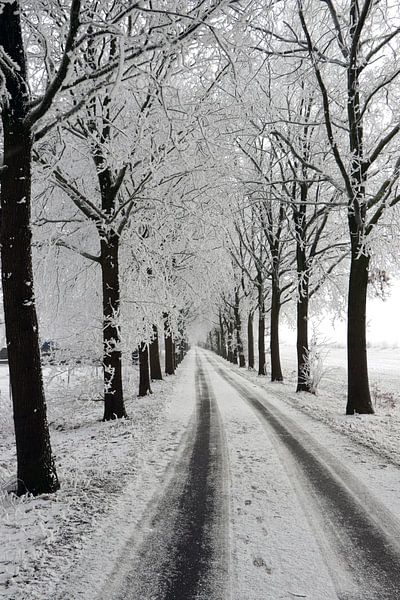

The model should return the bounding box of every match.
[216,330,221,356]
[258,309,266,375]
[234,289,246,367]
[0,4,59,496]
[179,339,185,363]
[296,293,311,392]
[294,210,313,393]
[257,270,266,375]
[270,275,283,382]
[345,38,374,415]
[138,343,152,396]
[100,235,126,420]
[247,313,254,369]
[149,325,162,380]
[233,343,238,364]
[208,332,214,352]
[219,312,227,359]
[227,322,235,363]
[164,313,175,375]
[295,241,311,392]
[346,249,374,414]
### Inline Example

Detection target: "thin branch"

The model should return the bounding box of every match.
[25,0,82,127]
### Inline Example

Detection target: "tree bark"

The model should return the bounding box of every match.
[219,312,227,359]
[296,293,311,392]
[234,289,246,367]
[138,343,152,396]
[346,249,374,414]
[149,325,162,380]
[295,256,311,392]
[257,270,266,375]
[216,330,221,356]
[0,3,59,496]
[101,235,126,420]
[233,342,238,364]
[258,310,266,375]
[247,313,254,369]
[294,206,313,393]
[345,28,374,415]
[227,322,235,363]
[208,332,214,352]
[164,313,175,375]
[270,275,283,381]
[179,336,185,362]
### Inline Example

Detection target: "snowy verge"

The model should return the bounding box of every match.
[0,354,196,600]
[207,351,400,468]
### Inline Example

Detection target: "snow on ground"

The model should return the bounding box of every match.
[205,363,338,600]
[204,351,400,599]
[230,343,400,467]
[207,350,400,520]
[0,355,196,600]
[2,345,400,600]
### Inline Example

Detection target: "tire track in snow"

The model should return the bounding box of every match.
[206,353,400,600]
[110,353,229,600]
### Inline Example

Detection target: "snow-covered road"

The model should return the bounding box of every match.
[102,355,230,600]
[98,349,400,600]
[4,349,400,599]
[204,352,400,600]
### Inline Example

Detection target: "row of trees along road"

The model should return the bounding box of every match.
[1,0,400,496]
[203,0,400,415]
[0,0,234,496]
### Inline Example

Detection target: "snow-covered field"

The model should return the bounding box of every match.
[279,342,400,400]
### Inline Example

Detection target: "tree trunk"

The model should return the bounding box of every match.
[226,323,232,363]
[138,343,152,396]
[149,325,162,380]
[0,4,59,496]
[101,236,126,420]
[227,322,235,363]
[257,270,266,375]
[295,231,312,392]
[270,276,283,381]
[345,52,373,415]
[208,332,213,352]
[164,313,175,375]
[247,313,254,369]
[346,250,374,414]
[216,330,221,356]
[219,312,227,359]
[296,293,311,392]
[234,289,246,367]
[258,310,266,375]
